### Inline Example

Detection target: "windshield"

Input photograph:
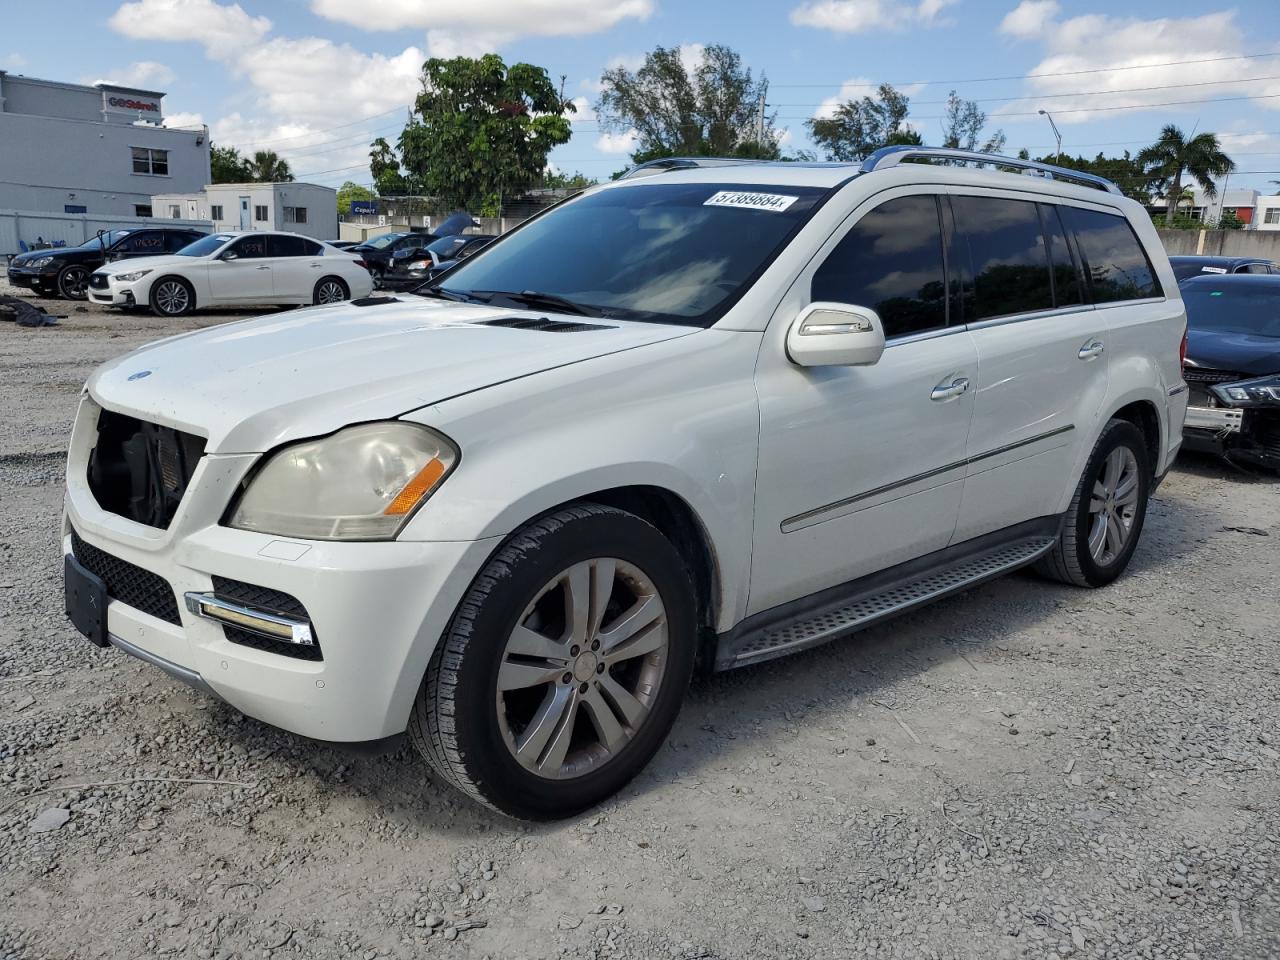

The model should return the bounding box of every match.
[361,232,408,250]
[78,230,132,250]
[176,234,234,257]
[437,182,828,325]
[1184,285,1280,338]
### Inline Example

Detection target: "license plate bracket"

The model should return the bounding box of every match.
[65,553,109,648]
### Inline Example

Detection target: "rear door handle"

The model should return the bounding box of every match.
[255,265,270,271]
[930,376,970,402]
[1078,339,1105,360]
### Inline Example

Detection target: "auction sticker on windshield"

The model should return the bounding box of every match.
[704,191,799,213]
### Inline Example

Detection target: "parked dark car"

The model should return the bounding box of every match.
[6,227,207,300]
[1180,274,1280,470]
[380,234,496,291]
[1169,255,1279,283]
[349,213,479,279]
[326,240,359,250]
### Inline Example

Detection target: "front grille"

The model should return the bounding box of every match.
[210,576,322,661]
[87,409,206,529]
[71,531,181,625]
[89,274,109,290]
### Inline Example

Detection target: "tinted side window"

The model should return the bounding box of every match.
[1062,207,1160,302]
[813,194,947,338]
[117,232,166,254]
[163,231,194,253]
[268,235,308,257]
[1042,205,1084,307]
[1244,263,1270,274]
[952,196,1053,320]
[231,236,268,259]
[302,239,323,256]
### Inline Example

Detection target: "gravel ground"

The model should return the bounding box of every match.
[1,278,1278,960]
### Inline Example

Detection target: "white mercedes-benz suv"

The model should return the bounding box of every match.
[63,149,1188,818]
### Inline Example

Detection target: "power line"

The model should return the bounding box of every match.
[767,51,1280,88]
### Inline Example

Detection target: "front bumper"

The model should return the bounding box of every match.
[1182,404,1280,467]
[7,266,57,291]
[88,276,140,307]
[63,400,499,741]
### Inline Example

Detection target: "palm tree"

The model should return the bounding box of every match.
[1137,125,1234,227]
[247,150,294,183]
[1174,185,1197,219]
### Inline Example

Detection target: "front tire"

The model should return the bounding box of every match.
[57,265,90,300]
[410,503,697,819]
[149,277,194,317]
[1037,419,1150,587]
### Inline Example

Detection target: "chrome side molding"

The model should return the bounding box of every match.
[184,591,314,646]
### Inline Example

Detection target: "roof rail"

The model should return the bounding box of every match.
[618,156,766,180]
[860,146,1123,195]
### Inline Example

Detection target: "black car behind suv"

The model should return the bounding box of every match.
[7,227,206,300]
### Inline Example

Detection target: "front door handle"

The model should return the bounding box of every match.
[255,265,270,271]
[1078,339,1105,360]
[930,376,971,402]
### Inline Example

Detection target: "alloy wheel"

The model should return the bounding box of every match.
[154,280,190,315]
[1088,446,1139,565]
[60,267,89,299]
[317,280,347,304]
[496,558,669,780]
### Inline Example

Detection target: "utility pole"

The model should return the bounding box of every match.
[757,91,767,147]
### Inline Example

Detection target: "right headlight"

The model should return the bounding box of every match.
[229,422,459,541]
[1212,374,1280,408]
[30,257,54,270]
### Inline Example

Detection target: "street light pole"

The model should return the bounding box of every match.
[1038,109,1062,159]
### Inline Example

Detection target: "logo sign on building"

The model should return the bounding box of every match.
[350,200,378,215]
[103,92,163,117]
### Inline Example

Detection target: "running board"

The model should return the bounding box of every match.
[717,534,1057,670]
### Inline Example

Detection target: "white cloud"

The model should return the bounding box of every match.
[595,129,640,154]
[163,110,205,129]
[999,0,1059,38]
[1,52,29,71]
[90,60,176,89]
[1002,10,1280,123]
[790,0,957,33]
[567,95,596,123]
[311,0,653,36]
[812,77,926,119]
[606,53,646,72]
[109,0,270,58]
[424,29,513,58]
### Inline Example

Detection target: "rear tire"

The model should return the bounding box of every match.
[313,277,349,305]
[409,503,697,820]
[1036,419,1150,587]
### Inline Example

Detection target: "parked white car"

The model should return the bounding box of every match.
[87,231,374,316]
[63,149,1188,819]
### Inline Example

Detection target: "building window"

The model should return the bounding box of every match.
[210,205,223,221]
[64,204,88,214]
[135,204,153,218]
[1266,209,1280,225]
[254,205,269,222]
[131,147,169,176]
[168,205,181,219]
[284,206,308,225]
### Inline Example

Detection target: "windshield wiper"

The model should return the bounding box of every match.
[469,289,604,317]
[416,284,481,303]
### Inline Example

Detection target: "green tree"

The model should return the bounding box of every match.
[1033,151,1156,204]
[541,169,596,191]
[369,137,410,195]
[397,54,572,215]
[210,143,251,183]
[941,91,1005,153]
[336,181,377,216]
[806,83,920,162]
[597,44,779,163]
[246,149,293,183]
[1136,125,1235,226]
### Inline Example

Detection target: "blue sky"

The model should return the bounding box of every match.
[4,0,1280,194]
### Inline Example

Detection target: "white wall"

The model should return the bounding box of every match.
[1255,196,1280,232]
[203,183,338,240]
[0,208,211,257]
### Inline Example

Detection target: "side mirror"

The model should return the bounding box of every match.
[786,302,886,367]
[219,251,238,261]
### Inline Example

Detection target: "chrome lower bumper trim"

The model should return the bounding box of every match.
[184,591,315,647]
[1184,405,1243,434]
[108,633,217,697]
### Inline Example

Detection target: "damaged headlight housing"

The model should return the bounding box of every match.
[1212,374,1280,407]
[230,422,459,540]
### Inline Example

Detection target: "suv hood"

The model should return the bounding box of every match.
[1186,328,1280,378]
[87,297,698,453]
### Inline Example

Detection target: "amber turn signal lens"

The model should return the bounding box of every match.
[383,457,448,515]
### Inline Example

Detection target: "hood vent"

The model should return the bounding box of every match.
[350,296,401,307]
[479,316,613,333]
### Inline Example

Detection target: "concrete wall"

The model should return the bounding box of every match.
[1157,229,1280,259]
[0,112,210,219]
[0,209,211,257]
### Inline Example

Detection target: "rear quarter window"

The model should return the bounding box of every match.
[1062,207,1161,303]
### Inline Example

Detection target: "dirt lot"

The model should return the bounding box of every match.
[2,281,1278,960]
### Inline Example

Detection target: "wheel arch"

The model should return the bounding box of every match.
[149,273,198,311]
[315,274,350,301]
[1108,398,1162,476]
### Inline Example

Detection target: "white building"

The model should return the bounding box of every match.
[0,71,209,218]
[1255,195,1280,232]
[151,182,338,241]
[1150,187,1261,227]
